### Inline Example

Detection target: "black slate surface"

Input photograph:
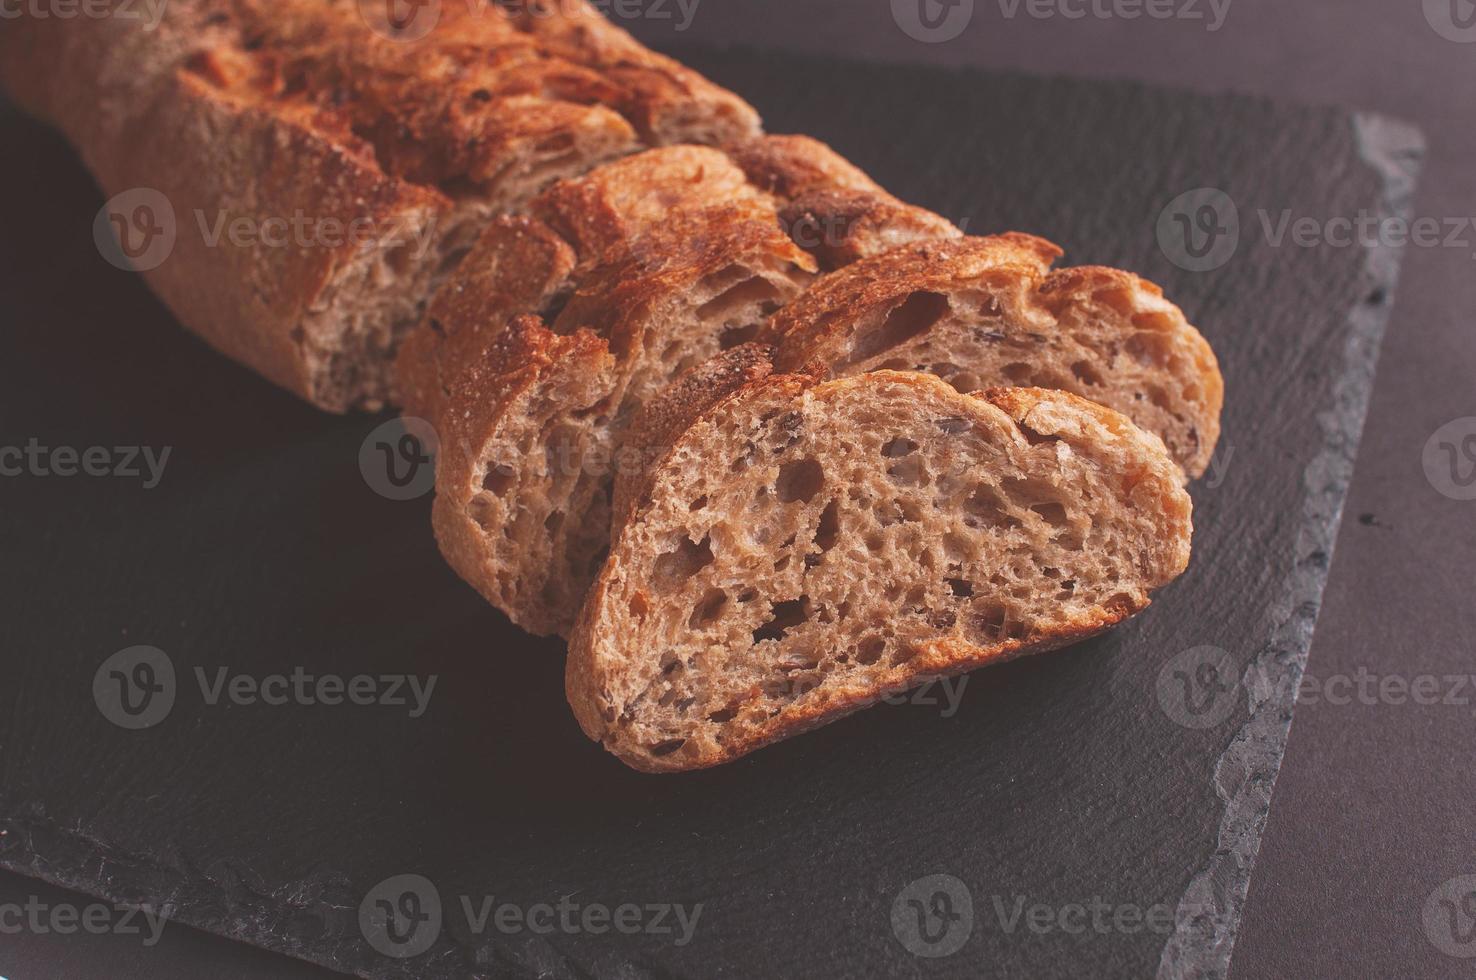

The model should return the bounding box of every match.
[0,48,1421,980]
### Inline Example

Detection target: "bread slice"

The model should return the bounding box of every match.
[765,236,1225,478]
[567,358,1193,772]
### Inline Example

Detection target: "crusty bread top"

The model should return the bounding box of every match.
[182,0,758,191]
[766,235,1064,341]
[553,200,818,357]
[532,146,774,265]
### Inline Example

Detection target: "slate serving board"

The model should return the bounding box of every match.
[0,46,1422,980]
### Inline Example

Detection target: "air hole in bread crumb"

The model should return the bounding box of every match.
[815,500,841,552]
[719,324,761,349]
[1016,422,1061,447]
[1003,362,1035,384]
[653,535,713,590]
[843,290,951,369]
[1096,288,1137,316]
[936,417,971,435]
[690,588,728,628]
[1031,502,1070,528]
[948,578,974,598]
[648,739,687,757]
[776,458,824,503]
[856,637,886,665]
[887,457,926,488]
[708,705,740,723]
[482,464,516,496]
[544,511,564,533]
[882,437,918,458]
[1071,360,1103,386]
[965,486,1022,530]
[697,275,782,320]
[689,495,709,511]
[974,603,1008,640]
[754,598,808,644]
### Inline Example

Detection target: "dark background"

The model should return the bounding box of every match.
[1,1,1470,978]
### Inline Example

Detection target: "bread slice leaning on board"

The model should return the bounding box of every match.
[0,0,761,411]
[567,349,1194,772]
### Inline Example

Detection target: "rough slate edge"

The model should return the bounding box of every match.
[0,74,1424,980]
[1156,113,1425,980]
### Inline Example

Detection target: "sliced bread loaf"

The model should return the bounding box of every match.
[567,358,1194,771]
[0,0,763,411]
[398,139,962,635]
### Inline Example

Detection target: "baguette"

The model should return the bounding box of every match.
[0,0,760,411]
[567,359,1194,772]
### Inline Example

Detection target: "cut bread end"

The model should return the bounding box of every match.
[567,366,1193,772]
[767,236,1224,478]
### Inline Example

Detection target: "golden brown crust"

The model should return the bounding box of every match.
[553,201,818,357]
[779,189,962,270]
[531,146,774,266]
[766,235,1064,357]
[725,134,885,198]
[0,0,763,411]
